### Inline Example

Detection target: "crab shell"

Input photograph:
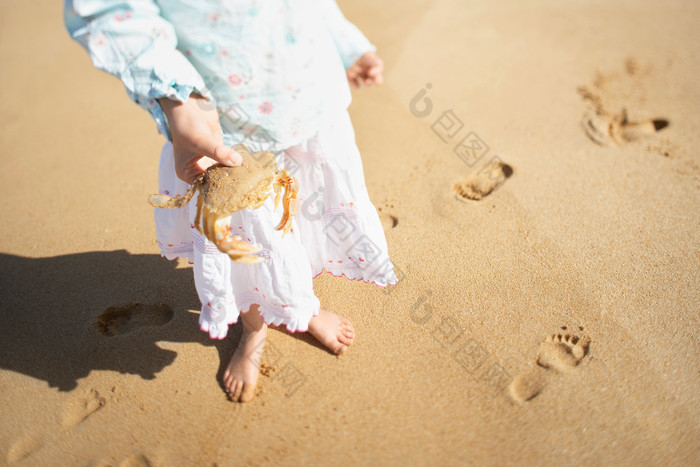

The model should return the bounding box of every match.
[148,144,299,264]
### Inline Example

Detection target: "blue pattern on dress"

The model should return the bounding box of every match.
[64,0,375,149]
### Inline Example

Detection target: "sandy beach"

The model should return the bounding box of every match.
[1,0,698,465]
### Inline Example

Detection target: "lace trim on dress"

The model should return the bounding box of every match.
[198,289,321,339]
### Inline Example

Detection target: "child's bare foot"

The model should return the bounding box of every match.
[223,307,267,402]
[307,308,355,354]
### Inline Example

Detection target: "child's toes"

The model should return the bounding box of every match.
[338,329,354,346]
[340,319,354,332]
[223,371,233,390]
[240,384,255,403]
[340,327,354,341]
[225,379,235,395]
[328,338,347,354]
[230,381,244,401]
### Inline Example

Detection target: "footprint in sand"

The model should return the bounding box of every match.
[453,159,513,201]
[61,388,106,429]
[7,389,106,464]
[379,212,399,229]
[582,109,668,147]
[578,58,670,149]
[118,453,155,467]
[95,302,174,337]
[7,433,45,464]
[509,326,591,403]
[377,200,399,229]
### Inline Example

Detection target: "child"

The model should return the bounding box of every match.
[65,0,398,402]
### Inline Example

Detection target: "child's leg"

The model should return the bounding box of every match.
[223,305,267,402]
[223,305,353,401]
[188,160,355,401]
[222,306,353,401]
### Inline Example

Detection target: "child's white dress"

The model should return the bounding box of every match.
[66,0,399,337]
[156,109,397,338]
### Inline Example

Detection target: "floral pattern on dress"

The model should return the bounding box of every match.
[66,0,377,149]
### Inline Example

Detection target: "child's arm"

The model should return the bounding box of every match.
[317,0,384,87]
[64,0,204,140]
[64,0,239,183]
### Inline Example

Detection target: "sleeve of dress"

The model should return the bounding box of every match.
[317,0,377,69]
[64,0,208,139]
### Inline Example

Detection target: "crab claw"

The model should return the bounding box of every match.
[217,234,264,264]
[210,211,264,264]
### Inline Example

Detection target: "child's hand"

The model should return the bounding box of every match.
[158,95,242,184]
[346,51,384,89]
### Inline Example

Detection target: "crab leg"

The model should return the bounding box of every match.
[219,235,264,264]
[148,176,203,209]
[212,218,264,264]
[273,170,299,236]
[193,194,204,234]
[273,180,282,212]
[249,197,268,210]
[202,206,216,243]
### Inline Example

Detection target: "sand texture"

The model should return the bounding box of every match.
[1,0,699,465]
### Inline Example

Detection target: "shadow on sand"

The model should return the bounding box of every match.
[0,250,244,391]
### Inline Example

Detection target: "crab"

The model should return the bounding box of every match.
[148,144,299,264]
